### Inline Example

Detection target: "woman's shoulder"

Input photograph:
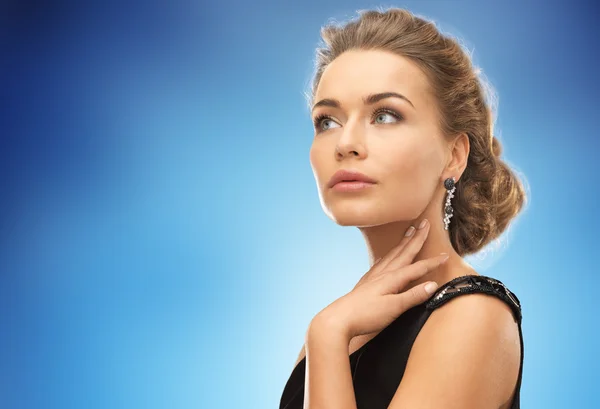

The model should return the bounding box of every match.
[351,273,524,408]
[388,274,523,408]
[425,274,522,324]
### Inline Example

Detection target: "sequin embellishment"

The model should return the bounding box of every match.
[425,274,522,323]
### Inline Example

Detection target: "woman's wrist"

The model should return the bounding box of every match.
[303,313,358,409]
[306,311,352,347]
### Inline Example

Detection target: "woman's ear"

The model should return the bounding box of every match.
[445,132,469,180]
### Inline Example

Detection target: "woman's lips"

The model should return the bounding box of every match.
[330,181,377,192]
[327,169,378,188]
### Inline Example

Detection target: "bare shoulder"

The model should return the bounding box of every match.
[388,291,521,409]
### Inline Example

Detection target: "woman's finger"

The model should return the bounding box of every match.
[353,224,417,290]
[386,219,431,271]
[379,253,449,294]
[388,280,441,316]
[371,223,417,273]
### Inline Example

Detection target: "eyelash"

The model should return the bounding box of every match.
[312,106,404,133]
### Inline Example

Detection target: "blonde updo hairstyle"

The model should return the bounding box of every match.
[307,7,528,256]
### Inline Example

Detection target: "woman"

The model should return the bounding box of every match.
[279,7,527,409]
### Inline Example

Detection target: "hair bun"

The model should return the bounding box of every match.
[491,136,502,158]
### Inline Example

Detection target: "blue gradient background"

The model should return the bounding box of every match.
[1,1,598,408]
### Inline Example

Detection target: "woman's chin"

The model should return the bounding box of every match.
[325,207,384,227]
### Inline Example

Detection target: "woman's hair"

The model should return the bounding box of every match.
[306,7,528,256]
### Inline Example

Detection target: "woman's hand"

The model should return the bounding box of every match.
[312,219,449,341]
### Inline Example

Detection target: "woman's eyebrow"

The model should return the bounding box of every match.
[311,91,415,113]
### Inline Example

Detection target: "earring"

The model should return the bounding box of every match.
[443,177,456,230]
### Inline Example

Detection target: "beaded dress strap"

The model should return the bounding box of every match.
[425,274,522,324]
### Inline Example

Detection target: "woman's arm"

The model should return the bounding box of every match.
[303,315,358,409]
[302,294,519,409]
[387,294,521,409]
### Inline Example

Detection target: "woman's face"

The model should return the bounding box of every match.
[309,49,449,227]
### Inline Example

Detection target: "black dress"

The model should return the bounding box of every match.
[279,274,524,409]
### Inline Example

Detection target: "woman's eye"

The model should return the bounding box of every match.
[313,115,340,132]
[374,112,397,124]
[372,108,403,124]
[313,108,402,133]
[321,119,336,130]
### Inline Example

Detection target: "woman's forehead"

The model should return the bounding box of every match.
[315,50,433,110]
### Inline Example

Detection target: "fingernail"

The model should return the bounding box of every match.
[424,281,439,294]
[405,226,415,237]
[418,219,428,229]
[440,253,449,262]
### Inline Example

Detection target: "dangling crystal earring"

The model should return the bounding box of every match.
[443,177,456,230]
